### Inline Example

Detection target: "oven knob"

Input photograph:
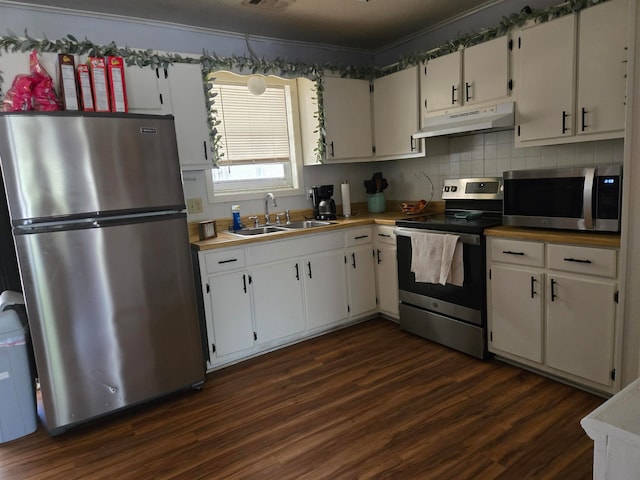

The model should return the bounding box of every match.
[451,186,457,192]
[444,186,450,192]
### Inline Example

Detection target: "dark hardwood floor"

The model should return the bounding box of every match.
[0,319,602,479]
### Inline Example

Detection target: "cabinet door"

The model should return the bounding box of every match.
[463,36,509,106]
[166,63,213,170]
[207,271,254,358]
[347,245,377,317]
[252,260,305,344]
[373,67,421,157]
[517,14,576,142]
[488,265,543,363]
[546,274,616,386]
[577,0,628,136]
[126,66,171,115]
[423,50,462,113]
[323,77,373,160]
[304,250,349,329]
[375,244,399,318]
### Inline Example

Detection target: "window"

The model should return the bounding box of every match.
[205,71,304,202]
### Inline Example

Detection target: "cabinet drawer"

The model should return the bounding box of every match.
[204,248,246,274]
[490,238,544,267]
[346,227,373,246]
[547,244,617,278]
[249,231,344,265]
[375,226,396,245]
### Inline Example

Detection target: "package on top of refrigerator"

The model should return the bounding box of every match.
[76,64,95,112]
[57,54,79,111]
[88,57,110,112]
[106,56,128,113]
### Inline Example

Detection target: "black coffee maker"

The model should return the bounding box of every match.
[311,185,337,220]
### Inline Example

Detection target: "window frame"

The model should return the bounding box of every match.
[205,71,305,204]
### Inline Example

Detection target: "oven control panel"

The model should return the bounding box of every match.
[442,177,503,200]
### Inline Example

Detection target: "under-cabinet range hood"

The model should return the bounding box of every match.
[413,102,514,139]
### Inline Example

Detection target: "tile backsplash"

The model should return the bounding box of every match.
[386,132,624,202]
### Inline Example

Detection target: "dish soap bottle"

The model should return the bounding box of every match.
[232,204,242,231]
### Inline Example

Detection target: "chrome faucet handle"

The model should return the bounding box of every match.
[285,209,291,224]
[248,216,259,228]
[275,212,286,225]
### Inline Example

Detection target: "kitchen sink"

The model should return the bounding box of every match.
[227,226,286,236]
[280,220,337,229]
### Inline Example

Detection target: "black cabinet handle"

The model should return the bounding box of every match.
[203,140,208,160]
[377,249,382,264]
[378,233,391,238]
[307,261,312,279]
[502,250,525,256]
[330,141,335,158]
[355,235,369,240]
[563,257,592,264]
[530,276,537,299]
[465,82,471,102]
[550,278,557,302]
[562,111,569,134]
[351,252,356,269]
[218,258,238,264]
[242,274,247,293]
[295,263,300,280]
[581,107,589,132]
[410,136,416,151]
[451,85,457,104]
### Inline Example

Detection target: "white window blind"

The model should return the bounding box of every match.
[211,83,292,166]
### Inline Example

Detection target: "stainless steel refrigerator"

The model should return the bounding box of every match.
[0,112,205,434]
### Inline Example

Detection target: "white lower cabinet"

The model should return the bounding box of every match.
[345,227,377,318]
[374,226,399,320]
[199,248,254,364]
[198,226,384,371]
[252,260,306,345]
[487,236,619,393]
[303,250,349,330]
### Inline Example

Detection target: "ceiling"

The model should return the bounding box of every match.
[13,0,501,50]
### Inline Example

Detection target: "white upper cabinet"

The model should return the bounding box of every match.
[421,36,510,116]
[516,14,576,144]
[127,62,212,170]
[126,65,171,115]
[516,0,628,146]
[373,66,423,159]
[577,0,628,137]
[322,76,374,161]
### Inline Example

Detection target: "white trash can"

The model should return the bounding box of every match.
[0,306,37,442]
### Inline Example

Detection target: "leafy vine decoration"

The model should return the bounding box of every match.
[0,0,611,164]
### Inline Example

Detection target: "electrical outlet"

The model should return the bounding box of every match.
[187,197,203,214]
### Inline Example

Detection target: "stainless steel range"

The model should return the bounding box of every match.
[395,177,503,359]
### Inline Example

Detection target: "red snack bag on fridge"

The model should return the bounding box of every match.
[1,74,36,111]
[29,50,61,111]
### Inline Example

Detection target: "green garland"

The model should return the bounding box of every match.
[0,0,611,165]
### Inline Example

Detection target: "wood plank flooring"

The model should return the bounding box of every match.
[0,319,603,479]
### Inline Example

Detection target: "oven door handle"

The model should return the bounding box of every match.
[395,227,481,246]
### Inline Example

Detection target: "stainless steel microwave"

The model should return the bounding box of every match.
[503,165,622,232]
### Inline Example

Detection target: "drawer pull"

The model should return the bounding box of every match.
[563,257,592,264]
[378,233,391,238]
[218,258,238,264]
[502,250,525,256]
[355,235,369,240]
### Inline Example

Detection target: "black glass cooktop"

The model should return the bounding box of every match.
[396,212,502,234]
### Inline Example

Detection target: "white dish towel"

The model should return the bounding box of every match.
[408,232,464,286]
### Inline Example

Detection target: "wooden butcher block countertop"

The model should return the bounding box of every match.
[485,225,621,248]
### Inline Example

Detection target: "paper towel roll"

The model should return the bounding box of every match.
[341,182,351,217]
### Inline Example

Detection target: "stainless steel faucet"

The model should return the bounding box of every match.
[264,193,277,225]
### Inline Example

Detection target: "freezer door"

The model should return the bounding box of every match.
[15,214,204,432]
[0,113,186,223]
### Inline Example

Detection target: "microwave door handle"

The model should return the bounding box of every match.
[583,167,595,230]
